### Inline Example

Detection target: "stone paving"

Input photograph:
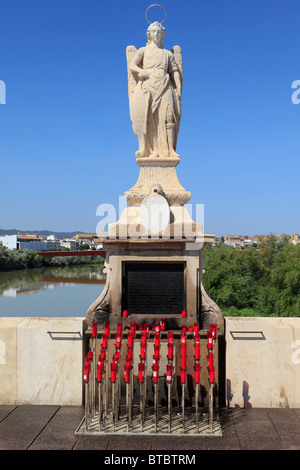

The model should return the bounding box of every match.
[0,405,300,450]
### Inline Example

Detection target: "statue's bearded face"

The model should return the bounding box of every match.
[148,23,164,45]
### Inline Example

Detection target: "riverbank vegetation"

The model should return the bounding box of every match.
[202,234,300,317]
[1,235,299,317]
[0,246,104,272]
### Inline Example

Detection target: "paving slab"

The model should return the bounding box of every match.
[0,405,300,450]
[0,405,59,450]
[28,406,84,450]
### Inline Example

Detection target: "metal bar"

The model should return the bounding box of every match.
[182,383,185,433]
[140,383,144,430]
[126,382,129,431]
[154,382,158,432]
[91,343,96,419]
[85,382,89,431]
[104,357,108,421]
[168,382,171,433]
[209,383,213,432]
[129,367,133,427]
[112,382,116,431]
[99,382,102,431]
[195,383,199,432]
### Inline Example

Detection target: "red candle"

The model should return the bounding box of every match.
[101,334,108,349]
[210,323,217,340]
[154,331,160,348]
[122,310,128,318]
[83,366,90,383]
[181,334,187,355]
[100,348,106,361]
[117,321,122,335]
[194,322,199,335]
[110,368,117,383]
[153,347,160,360]
[166,364,172,383]
[180,368,186,384]
[160,318,166,331]
[168,331,174,346]
[116,334,122,349]
[168,344,174,361]
[104,320,110,337]
[92,321,97,338]
[182,309,187,318]
[207,330,213,350]
[140,343,146,360]
[127,331,134,349]
[153,362,159,383]
[124,364,131,383]
[181,353,187,370]
[208,352,214,371]
[194,363,200,384]
[97,365,103,383]
[194,334,200,360]
[209,367,215,384]
[138,363,145,383]
[130,321,137,335]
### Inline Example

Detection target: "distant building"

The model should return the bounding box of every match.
[224,235,242,243]
[74,234,96,241]
[224,235,242,248]
[60,239,78,250]
[290,234,300,245]
[1,234,60,251]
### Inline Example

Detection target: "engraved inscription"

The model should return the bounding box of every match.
[124,263,184,315]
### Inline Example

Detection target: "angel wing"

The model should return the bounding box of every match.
[171,45,183,141]
[125,45,149,136]
[171,45,183,92]
[126,45,138,102]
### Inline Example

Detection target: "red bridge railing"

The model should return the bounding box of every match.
[37,250,106,257]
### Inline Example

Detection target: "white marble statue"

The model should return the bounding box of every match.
[126,21,183,159]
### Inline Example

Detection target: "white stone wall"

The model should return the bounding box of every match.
[225,317,300,408]
[0,317,87,405]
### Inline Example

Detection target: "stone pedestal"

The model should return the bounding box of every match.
[124,156,191,207]
[86,203,223,331]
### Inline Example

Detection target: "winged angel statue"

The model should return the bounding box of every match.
[126,21,183,159]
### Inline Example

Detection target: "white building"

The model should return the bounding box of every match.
[1,234,59,251]
[60,239,78,250]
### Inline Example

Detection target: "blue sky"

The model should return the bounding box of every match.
[0,0,299,237]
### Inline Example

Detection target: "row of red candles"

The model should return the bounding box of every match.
[83,320,217,387]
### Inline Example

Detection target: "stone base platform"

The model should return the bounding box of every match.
[75,405,222,437]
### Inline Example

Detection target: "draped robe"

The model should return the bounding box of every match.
[130,46,180,158]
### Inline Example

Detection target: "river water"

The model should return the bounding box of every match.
[0,265,105,317]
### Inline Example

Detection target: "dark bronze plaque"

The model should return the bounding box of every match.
[123,263,184,315]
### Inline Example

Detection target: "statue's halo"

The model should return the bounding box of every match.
[145,4,167,24]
